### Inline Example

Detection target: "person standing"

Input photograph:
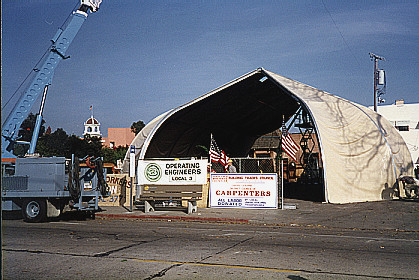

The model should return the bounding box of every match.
[227,159,237,173]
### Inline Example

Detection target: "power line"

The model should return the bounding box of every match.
[321,0,362,67]
[2,1,79,112]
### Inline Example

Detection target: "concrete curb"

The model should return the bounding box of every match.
[95,213,249,223]
[95,213,419,233]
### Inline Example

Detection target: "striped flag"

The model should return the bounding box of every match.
[281,121,300,163]
[210,135,230,171]
[219,151,230,168]
[209,136,221,162]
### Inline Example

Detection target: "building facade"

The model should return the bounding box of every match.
[376,100,419,167]
[102,128,135,148]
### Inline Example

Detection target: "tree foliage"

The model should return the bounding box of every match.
[36,129,127,165]
[18,113,46,142]
[36,129,103,158]
[13,113,46,156]
[131,120,145,135]
[102,145,128,165]
[36,128,70,157]
[13,114,129,167]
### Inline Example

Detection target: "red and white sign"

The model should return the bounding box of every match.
[210,173,278,209]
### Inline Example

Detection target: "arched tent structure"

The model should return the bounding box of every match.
[123,68,414,203]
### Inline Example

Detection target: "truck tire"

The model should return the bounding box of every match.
[22,198,47,222]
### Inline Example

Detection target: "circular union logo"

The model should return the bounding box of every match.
[145,163,162,182]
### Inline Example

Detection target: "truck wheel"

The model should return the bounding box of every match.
[22,199,47,222]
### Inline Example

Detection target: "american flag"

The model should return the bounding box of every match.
[210,135,230,171]
[281,121,300,163]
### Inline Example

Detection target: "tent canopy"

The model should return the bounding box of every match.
[124,68,414,203]
[143,71,299,159]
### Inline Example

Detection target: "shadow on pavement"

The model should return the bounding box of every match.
[2,210,22,220]
[2,210,96,223]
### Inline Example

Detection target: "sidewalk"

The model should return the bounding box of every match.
[96,199,419,232]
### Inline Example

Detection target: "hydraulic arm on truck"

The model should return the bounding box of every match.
[1,0,101,159]
[1,1,108,222]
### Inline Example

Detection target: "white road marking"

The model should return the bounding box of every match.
[53,222,82,225]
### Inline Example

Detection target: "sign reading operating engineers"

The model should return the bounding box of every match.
[138,159,207,185]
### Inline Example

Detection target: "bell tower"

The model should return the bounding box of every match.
[83,106,101,137]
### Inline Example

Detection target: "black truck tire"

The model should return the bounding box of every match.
[22,198,47,223]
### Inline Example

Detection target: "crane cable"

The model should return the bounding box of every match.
[1,1,80,120]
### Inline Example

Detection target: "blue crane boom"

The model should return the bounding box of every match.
[1,1,101,159]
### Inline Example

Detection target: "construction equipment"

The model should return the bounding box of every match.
[1,1,108,222]
[295,110,321,184]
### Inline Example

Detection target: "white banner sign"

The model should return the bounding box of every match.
[138,159,207,185]
[210,173,278,209]
[129,145,135,178]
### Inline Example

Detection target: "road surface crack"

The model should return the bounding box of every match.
[200,236,254,262]
[93,237,166,257]
[143,264,182,280]
[141,236,254,279]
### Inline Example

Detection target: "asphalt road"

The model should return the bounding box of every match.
[2,217,418,280]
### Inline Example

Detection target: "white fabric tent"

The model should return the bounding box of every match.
[123,68,414,203]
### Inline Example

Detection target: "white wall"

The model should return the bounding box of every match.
[376,102,419,167]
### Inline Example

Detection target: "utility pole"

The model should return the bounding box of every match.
[369,53,385,112]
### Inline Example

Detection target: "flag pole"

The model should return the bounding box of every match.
[210,133,213,173]
[281,115,284,210]
[281,158,284,210]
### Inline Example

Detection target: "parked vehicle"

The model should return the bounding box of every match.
[1,1,108,222]
[399,175,419,199]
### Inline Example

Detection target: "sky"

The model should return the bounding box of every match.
[2,0,418,137]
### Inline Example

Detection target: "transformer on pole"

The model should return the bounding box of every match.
[369,53,386,112]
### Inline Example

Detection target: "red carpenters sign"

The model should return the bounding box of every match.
[210,173,278,209]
